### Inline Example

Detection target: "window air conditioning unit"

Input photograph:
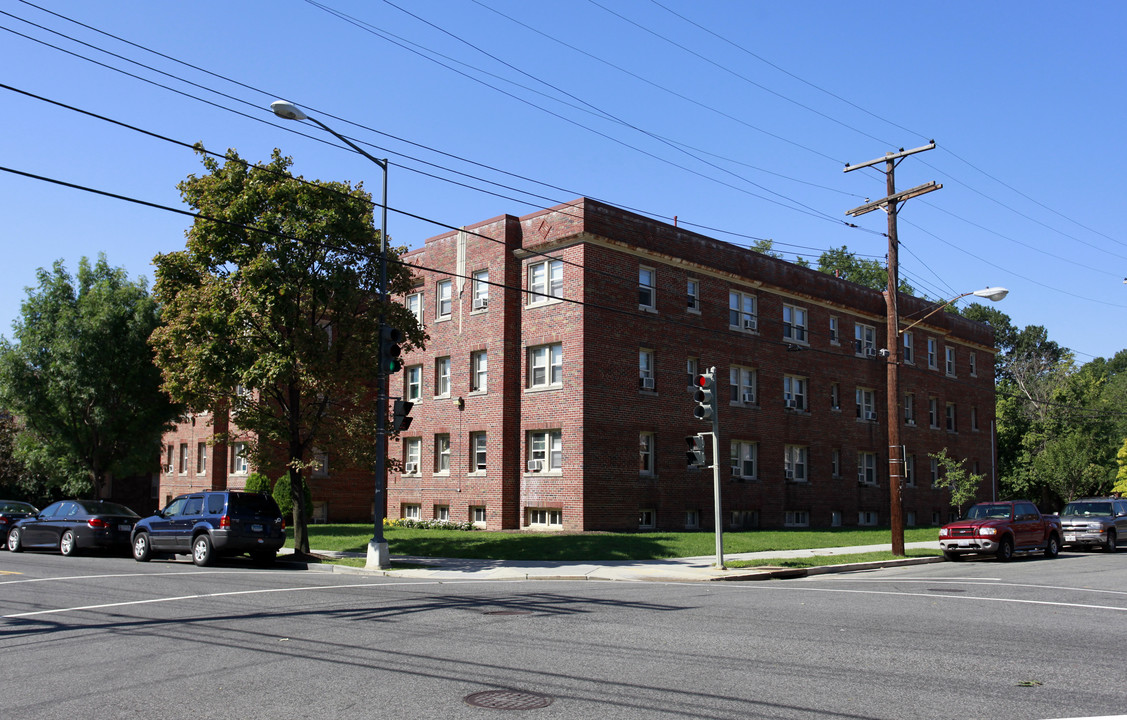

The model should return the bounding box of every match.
[164,464,174,474]
[865,347,877,358]
[743,318,757,331]
[785,398,797,409]
[640,377,655,390]
[472,297,488,310]
[527,460,544,472]
[866,411,878,421]
[742,392,755,404]
[403,462,418,474]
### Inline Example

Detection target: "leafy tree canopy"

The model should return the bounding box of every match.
[815,245,914,294]
[0,255,180,498]
[151,148,423,553]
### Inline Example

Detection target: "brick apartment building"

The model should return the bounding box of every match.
[157,197,996,532]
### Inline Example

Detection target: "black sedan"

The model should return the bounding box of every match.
[7,499,140,556]
[0,500,39,547]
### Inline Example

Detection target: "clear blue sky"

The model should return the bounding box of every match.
[2,1,1125,361]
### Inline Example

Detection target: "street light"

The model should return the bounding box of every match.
[271,99,392,570]
[900,287,1009,334]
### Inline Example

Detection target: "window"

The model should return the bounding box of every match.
[969,351,978,377]
[471,269,489,311]
[406,292,423,325]
[783,304,807,343]
[902,331,914,364]
[856,387,876,421]
[639,349,655,391]
[831,448,841,477]
[471,350,488,393]
[231,442,248,475]
[946,402,957,432]
[639,267,656,309]
[784,510,810,528]
[470,432,487,472]
[928,397,940,428]
[971,406,979,431]
[179,443,188,474]
[406,365,422,401]
[729,290,757,331]
[784,445,808,482]
[686,357,699,388]
[528,259,563,303]
[685,509,699,529]
[730,510,759,530]
[528,508,563,528]
[436,279,453,319]
[639,432,655,475]
[435,357,451,397]
[402,504,421,520]
[434,434,450,474]
[404,438,421,474]
[312,450,329,478]
[855,323,877,356]
[434,505,450,522]
[165,445,173,474]
[687,279,700,311]
[829,316,840,344]
[930,457,940,487]
[904,393,916,425]
[832,511,843,527]
[904,453,916,487]
[857,451,877,485]
[783,375,807,411]
[528,430,563,473]
[730,440,757,479]
[471,506,487,527]
[730,366,756,405]
[196,442,207,475]
[927,337,938,369]
[639,509,655,529]
[945,346,956,376]
[830,383,841,410]
[528,344,563,388]
[858,511,878,526]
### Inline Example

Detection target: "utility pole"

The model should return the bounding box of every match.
[844,142,941,556]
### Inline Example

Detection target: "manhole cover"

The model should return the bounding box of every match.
[464,690,553,710]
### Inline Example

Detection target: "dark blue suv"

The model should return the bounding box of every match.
[131,491,285,566]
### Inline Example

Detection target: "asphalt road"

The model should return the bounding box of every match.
[1,549,1124,720]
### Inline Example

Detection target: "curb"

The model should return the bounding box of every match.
[713,554,944,581]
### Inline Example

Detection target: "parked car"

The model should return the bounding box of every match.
[1059,497,1127,552]
[0,500,39,548]
[7,499,139,555]
[130,490,286,567]
[939,500,1062,561]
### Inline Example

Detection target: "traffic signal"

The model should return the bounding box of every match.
[693,370,716,421]
[380,325,404,374]
[391,399,414,433]
[686,434,708,468]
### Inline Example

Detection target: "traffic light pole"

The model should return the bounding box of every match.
[693,367,723,569]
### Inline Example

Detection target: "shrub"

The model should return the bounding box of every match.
[383,517,478,531]
[273,471,313,517]
[244,472,271,494]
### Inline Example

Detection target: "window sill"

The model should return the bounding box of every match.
[527,298,563,308]
[525,385,563,394]
[638,305,657,314]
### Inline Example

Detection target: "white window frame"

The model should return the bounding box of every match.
[857,451,877,486]
[687,278,701,312]
[784,445,808,482]
[471,269,489,310]
[528,430,563,473]
[179,443,188,474]
[685,509,699,529]
[406,291,423,326]
[971,406,979,431]
[639,349,655,391]
[902,331,914,364]
[406,365,422,401]
[856,387,877,421]
[470,432,487,472]
[730,365,756,405]
[831,448,841,477]
[830,383,841,411]
[858,511,878,526]
[436,279,453,320]
[472,506,487,527]
[930,457,940,487]
[197,442,207,475]
[784,375,807,411]
[312,450,329,478]
[904,393,916,425]
[829,316,840,344]
[969,351,978,377]
[855,323,877,356]
[928,397,940,428]
[434,505,450,522]
[730,440,757,480]
[729,290,757,331]
[927,337,938,369]
[434,434,451,474]
[639,509,655,529]
[904,453,916,487]
[402,503,421,520]
[231,442,249,475]
[686,357,699,388]
[471,350,488,393]
[639,432,655,476]
[435,357,451,398]
[945,346,957,377]
[783,304,808,343]
[639,266,656,310]
[528,343,563,389]
[784,510,810,528]
[528,259,563,304]
[946,402,957,432]
[404,438,421,474]
[528,508,563,528]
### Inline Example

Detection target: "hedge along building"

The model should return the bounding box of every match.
[387,198,997,532]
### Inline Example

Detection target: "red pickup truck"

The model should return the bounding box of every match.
[939,500,1062,561]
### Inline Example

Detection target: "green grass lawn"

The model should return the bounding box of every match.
[292,524,939,562]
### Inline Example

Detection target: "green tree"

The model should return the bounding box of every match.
[1114,439,1127,496]
[151,148,423,555]
[0,256,180,499]
[815,245,914,294]
[930,448,985,513]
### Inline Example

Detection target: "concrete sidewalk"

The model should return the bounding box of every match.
[286,541,943,582]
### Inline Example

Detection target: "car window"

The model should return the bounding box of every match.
[184,497,205,516]
[0,501,35,513]
[163,497,186,516]
[206,494,226,514]
[61,502,81,517]
[229,493,281,517]
[39,502,63,517]
[1015,503,1038,520]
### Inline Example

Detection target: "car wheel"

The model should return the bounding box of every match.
[132,532,152,562]
[59,530,77,556]
[1106,530,1117,553]
[7,528,23,552]
[943,550,962,562]
[192,534,214,567]
[997,536,1014,562]
[1044,534,1060,558]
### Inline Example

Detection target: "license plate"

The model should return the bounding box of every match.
[251,524,263,533]
[1065,534,1076,542]
[118,524,132,532]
